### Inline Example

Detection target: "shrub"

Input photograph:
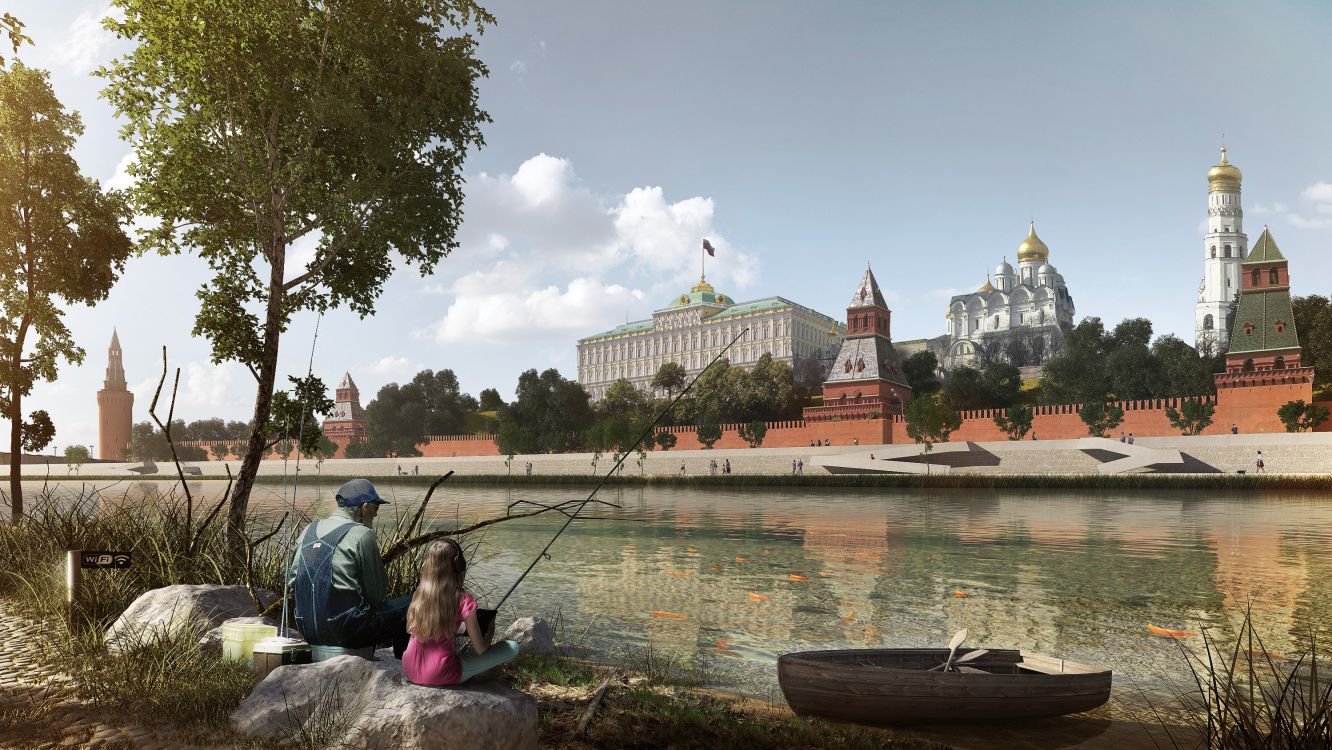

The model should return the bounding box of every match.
[655,431,677,451]
[904,395,961,473]
[1079,402,1124,438]
[696,422,722,449]
[1277,400,1330,433]
[993,405,1033,440]
[1165,399,1216,436]
[737,420,767,448]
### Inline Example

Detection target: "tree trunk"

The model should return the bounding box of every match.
[7,319,28,526]
[226,246,286,558]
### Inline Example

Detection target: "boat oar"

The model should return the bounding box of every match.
[929,629,969,672]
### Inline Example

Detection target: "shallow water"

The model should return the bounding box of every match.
[27,479,1332,715]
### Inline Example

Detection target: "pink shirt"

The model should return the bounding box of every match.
[403,591,477,686]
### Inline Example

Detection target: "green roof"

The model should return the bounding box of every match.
[709,297,790,318]
[1245,228,1286,264]
[1228,288,1299,354]
[582,319,653,341]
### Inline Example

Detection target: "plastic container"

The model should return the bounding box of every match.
[252,636,312,679]
[222,622,277,666]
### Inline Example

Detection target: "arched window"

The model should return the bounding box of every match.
[853,390,863,401]
[1274,356,1286,370]
[1270,268,1279,284]
[1243,358,1255,372]
[1224,244,1232,257]
[993,315,1000,329]
[1203,314,1214,330]
[1252,269,1260,287]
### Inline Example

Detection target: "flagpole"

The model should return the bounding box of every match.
[701,241,705,280]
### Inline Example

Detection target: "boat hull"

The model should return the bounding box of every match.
[778,648,1111,724]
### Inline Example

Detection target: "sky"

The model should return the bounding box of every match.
[8,0,1332,453]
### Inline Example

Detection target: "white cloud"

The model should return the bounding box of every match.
[510,59,527,76]
[53,2,124,74]
[1250,185,1332,231]
[128,362,248,419]
[431,268,647,344]
[366,356,424,379]
[1301,182,1332,204]
[927,287,965,300]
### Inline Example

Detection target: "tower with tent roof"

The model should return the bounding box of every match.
[96,329,134,460]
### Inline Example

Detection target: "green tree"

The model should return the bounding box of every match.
[478,387,505,412]
[362,369,477,455]
[993,405,1033,440]
[1040,318,1112,404]
[1152,335,1215,396]
[1078,402,1125,438]
[0,13,30,68]
[599,379,649,419]
[128,421,170,462]
[496,368,594,455]
[1105,318,1159,399]
[265,375,335,456]
[737,420,767,448]
[1164,399,1216,436]
[1277,400,1330,433]
[210,443,230,462]
[64,444,90,473]
[100,0,493,548]
[654,431,677,451]
[696,421,722,449]
[1292,295,1332,387]
[941,367,987,411]
[1,63,133,521]
[651,361,687,399]
[903,351,941,395]
[979,362,1022,407]
[743,353,798,421]
[904,394,961,473]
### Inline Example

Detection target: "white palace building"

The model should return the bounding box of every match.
[576,275,844,400]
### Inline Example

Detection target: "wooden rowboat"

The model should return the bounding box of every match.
[778,648,1111,724]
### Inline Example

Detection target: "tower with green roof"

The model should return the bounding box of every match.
[1222,226,1305,374]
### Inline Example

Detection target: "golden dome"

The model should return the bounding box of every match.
[690,275,716,294]
[1016,222,1049,263]
[1207,146,1242,190]
[977,274,995,293]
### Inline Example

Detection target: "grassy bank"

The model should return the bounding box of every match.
[15,472,1332,492]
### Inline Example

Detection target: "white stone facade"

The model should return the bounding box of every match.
[942,223,1076,369]
[576,277,843,400]
[1195,147,1247,354]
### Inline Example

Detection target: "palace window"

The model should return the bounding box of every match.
[1270,268,1279,284]
[1225,245,1232,257]
[1251,269,1260,287]
[1203,314,1214,330]
[1243,358,1255,372]
[1210,246,1216,258]
[1274,356,1286,370]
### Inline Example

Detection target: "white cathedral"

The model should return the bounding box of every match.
[1195,147,1246,354]
[939,223,1077,369]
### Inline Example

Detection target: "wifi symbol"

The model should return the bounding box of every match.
[113,554,130,567]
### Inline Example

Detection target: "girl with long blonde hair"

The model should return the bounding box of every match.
[402,538,519,686]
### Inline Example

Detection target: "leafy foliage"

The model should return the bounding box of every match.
[265,375,335,456]
[904,393,961,463]
[696,421,722,449]
[1293,294,1332,386]
[650,362,687,398]
[903,351,941,395]
[992,405,1033,440]
[99,0,493,539]
[737,420,767,448]
[1164,399,1216,436]
[942,363,1020,411]
[478,387,505,412]
[358,369,477,456]
[0,13,30,67]
[1277,400,1330,433]
[1041,317,1221,404]
[654,431,678,451]
[0,62,133,520]
[63,444,90,470]
[496,368,595,454]
[1078,402,1125,438]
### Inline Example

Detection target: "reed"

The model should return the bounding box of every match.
[1159,609,1330,748]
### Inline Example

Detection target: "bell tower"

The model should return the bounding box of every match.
[1196,146,1247,353]
[96,329,134,460]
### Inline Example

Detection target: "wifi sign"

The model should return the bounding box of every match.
[80,551,132,569]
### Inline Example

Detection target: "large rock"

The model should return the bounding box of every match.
[500,617,556,656]
[198,615,301,655]
[105,584,275,653]
[231,655,537,750]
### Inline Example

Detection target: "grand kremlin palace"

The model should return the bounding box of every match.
[576,275,844,400]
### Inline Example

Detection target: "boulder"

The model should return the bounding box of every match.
[231,655,537,750]
[500,617,556,656]
[105,584,275,653]
[198,616,301,655]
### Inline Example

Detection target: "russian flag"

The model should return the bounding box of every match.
[702,239,715,256]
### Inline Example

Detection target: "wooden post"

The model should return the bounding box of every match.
[65,549,80,632]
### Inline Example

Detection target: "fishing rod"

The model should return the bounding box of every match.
[279,312,323,638]
[493,325,750,611]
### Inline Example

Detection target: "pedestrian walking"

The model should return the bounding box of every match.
[1256,450,1265,473]
[679,461,686,476]
[1119,432,1126,443]
[1127,433,1134,445]
[1231,423,1238,434]
[792,459,797,474]
[723,459,731,475]
[797,458,804,474]
[709,459,717,476]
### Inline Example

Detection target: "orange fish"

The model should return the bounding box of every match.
[855,551,875,558]
[788,574,809,582]
[818,570,833,577]
[707,566,721,571]
[954,590,968,598]
[1147,624,1194,638]
[714,639,733,651]
[650,611,687,620]
[664,571,691,578]
[735,557,751,563]
[747,592,769,602]
[841,610,857,624]
[686,547,699,553]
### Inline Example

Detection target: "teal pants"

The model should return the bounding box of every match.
[459,639,520,683]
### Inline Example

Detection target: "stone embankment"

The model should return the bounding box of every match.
[27,432,1332,480]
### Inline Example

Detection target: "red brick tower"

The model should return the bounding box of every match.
[1214,227,1314,429]
[804,265,912,421]
[96,329,134,460]
[322,372,368,454]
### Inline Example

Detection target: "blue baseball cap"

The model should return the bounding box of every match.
[335,478,388,507]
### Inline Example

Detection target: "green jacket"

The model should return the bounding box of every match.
[287,508,388,607]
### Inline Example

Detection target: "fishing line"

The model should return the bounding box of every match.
[493,326,750,612]
[279,312,323,638]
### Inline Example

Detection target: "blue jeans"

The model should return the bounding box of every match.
[333,593,412,654]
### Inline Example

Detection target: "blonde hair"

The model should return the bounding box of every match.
[407,539,464,642]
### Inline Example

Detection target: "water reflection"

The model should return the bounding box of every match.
[23,480,1332,704]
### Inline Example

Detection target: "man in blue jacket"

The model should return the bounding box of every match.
[289,479,410,655]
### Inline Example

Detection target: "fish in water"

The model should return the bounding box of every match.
[841,610,857,624]
[665,571,691,578]
[686,547,699,553]
[788,574,809,582]
[748,592,769,602]
[1147,624,1195,638]
[818,571,833,577]
[650,611,687,620]
[714,639,733,650]
[707,566,721,571]
[954,590,968,598]
[735,557,751,563]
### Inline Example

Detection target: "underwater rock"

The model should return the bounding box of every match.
[105,584,275,654]
[231,654,537,750]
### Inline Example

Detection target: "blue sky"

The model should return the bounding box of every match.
[9,0,1332,452]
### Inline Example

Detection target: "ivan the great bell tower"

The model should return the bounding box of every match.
[1195,147,1247,354]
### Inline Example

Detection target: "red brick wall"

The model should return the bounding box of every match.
[656,419,890,450]
[418,435,500,457]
